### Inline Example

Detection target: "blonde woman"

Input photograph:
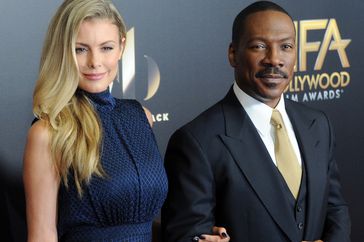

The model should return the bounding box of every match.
[23,0,231,241]
[23,0,168,241]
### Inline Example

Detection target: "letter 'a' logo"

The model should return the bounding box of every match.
[110,27,160,100]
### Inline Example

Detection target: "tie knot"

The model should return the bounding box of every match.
[271,110,283,129]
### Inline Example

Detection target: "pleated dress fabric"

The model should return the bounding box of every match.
[57,89,168,242]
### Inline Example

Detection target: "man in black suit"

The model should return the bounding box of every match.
[161,1,351,242]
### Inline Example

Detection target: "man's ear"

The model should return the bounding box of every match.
[228,43,237,67]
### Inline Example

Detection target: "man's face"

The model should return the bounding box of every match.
[229,10,296,108]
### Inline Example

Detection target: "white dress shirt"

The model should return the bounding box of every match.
[233,82,302,166]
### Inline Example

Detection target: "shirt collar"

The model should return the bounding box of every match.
[233,82,286,137]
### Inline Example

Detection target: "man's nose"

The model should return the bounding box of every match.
[262,48,283,67]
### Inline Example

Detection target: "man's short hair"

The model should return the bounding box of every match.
[232,1,293,46]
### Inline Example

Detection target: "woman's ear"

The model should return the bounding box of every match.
[119,37,126,60]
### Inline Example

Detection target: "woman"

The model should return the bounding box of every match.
[23,0,167,241]
[23,0,229,241]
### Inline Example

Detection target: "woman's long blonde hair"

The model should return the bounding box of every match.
[33,0,126,195]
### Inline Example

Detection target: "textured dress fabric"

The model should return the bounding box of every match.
[57,89,168,242]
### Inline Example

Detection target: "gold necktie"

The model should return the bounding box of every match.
[271,109,302,199]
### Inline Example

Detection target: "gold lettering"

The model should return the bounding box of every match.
[288,78,300,92]
[299,19,328,71]
[340,71,350,87]
[294,21,298,72]
[315,19,351,70]
[319,73,330,89]
[330,72,341,88]
[307,74,320,90]
[298,75,306,91]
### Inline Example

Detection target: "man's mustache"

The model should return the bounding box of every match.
[255,67,288,79]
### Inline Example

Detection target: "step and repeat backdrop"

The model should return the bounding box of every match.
[0,0,363,241]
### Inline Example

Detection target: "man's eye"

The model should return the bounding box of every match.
[282,44,294,50]
[251,44,265,49]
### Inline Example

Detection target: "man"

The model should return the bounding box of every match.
[161,1,351,242]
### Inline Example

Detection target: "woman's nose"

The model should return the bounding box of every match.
[87,51,101,69]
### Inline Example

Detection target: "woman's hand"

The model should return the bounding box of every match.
[195,226,230,242]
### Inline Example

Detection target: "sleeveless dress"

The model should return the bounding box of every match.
[57,89,168,242]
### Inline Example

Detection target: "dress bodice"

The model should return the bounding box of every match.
[57,89,168,241]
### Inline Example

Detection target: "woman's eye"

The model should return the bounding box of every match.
[75,47,87,54]
[102,46,114,51]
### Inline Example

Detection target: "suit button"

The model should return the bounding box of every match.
[298,222,304,230]
[296,206,302,212]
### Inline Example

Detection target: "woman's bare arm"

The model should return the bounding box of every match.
[23,120,60,242]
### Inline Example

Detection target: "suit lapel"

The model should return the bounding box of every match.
[219,89,299,242]
[285,102,327,236]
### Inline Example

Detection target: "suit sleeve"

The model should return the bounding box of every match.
[322,113,351,242]
[161,128,216,242]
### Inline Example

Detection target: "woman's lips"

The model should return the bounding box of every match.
[82,72,106,81]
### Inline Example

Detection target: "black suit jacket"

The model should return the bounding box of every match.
[162,88,350,242]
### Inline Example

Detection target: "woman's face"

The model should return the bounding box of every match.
[76,19,124,93]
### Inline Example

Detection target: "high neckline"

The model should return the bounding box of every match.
[81,88,116,111]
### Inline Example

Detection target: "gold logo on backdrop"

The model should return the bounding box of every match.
[110,28,168,123]
[295,19,351,72]
[111,27,161,101]
[286,18,351,102]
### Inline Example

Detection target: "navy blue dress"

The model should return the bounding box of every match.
[57,89,168,241]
